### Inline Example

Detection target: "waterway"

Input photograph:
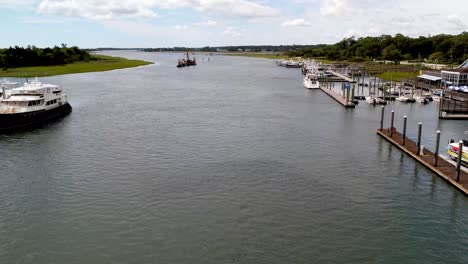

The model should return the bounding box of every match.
[0,51,467,264]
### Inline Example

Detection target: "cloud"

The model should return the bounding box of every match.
[194,19,217,27]
[447,14,467,30]
[319,0,371,17]
[223,27,242,38]
[37,0,279,20]
[281,19,312,27]
[173,24,188,30]
[38,0,158,20]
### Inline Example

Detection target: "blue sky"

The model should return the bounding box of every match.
[0,0,467,48]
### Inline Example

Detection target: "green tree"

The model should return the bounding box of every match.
[382,44,402,64]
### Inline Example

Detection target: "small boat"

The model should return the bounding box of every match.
[396,95,409,102]
[284,61,302,68]
[375,97,387,105]
[447,139,468,166]
[414,95,429,104]
[0,79,72,131]
[303,74,320,89]
[365,96,376,104]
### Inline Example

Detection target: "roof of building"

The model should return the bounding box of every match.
[442,68,468,74]
[458,58,468,69]
[418,74,442,81]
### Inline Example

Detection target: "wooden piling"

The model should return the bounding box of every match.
[377,126,468,195]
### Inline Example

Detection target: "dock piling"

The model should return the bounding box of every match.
[457,141,463,181]
[380,106,385,131]
[390,110,395,137]
[402,116,407,145]
[417,122,422,155]
[377,111,468,195]
[435,130,440,167]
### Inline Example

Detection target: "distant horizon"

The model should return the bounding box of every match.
[0,0,467,48]
[1,30,467,50]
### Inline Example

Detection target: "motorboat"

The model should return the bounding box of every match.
[447,139,468,166]
[303,74,320,89]
[365,96,386,104]
[396,95,409,102]
[415,95,429,104]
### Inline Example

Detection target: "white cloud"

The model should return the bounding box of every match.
[447,14,467,31]
[223,27,242,38]
[194,19,217,27]
[37,0,279,20]
[38,0,158,20]
[173,24,188,30]
[281,19,312,27]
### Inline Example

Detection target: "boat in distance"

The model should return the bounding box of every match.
[177,51,197,68]
[0,79,72,131]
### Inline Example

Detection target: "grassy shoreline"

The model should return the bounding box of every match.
[0,55,153,77]
[222,52,290,60]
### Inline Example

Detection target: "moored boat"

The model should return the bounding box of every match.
[0,79,72,131]
[303,74,320,89]
[415,95,429,104]
[447,139,468,166]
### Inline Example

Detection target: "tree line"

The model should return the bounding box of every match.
[286,32,468,64]
[0,44,91,69]
[143,45,321,53]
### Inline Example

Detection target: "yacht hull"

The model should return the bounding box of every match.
[0,103,72,131]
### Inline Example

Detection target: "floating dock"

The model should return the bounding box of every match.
[377,128,468,195]
[319,86,355,108]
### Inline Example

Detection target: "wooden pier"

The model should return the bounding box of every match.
[377,128,468,195]
[319,86,355,108]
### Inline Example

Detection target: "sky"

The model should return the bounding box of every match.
[0,0,467,48]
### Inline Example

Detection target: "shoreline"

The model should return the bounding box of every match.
[0,55,153,77]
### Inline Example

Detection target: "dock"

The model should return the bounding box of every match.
[319,86,355,108]
[377,128,468,195]
[327,70,355,83]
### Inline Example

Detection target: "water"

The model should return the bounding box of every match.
[1,51,467,264]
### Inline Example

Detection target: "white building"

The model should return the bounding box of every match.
[441,59,468,87]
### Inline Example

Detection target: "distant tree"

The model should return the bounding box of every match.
[382,44,402,64]
[0,45,91,68]
[428,51,445,62]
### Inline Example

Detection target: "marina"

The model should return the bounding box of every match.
[1,51,467,264]
[1,1,467,262]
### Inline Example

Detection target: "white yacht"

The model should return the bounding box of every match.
[0,79,72,131]
[303,74,320,89]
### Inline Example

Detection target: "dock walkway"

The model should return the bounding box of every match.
[377,128,468,195]
[319,86,355,108]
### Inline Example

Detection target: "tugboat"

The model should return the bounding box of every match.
[177,51,197,68]
[0,79,72,131]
